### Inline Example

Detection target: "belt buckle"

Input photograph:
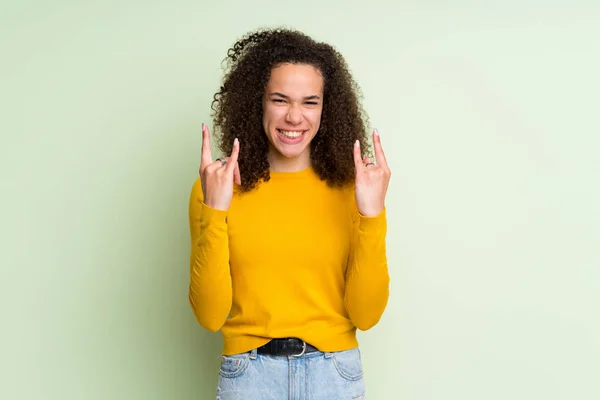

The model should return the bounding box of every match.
[290,341,306,357]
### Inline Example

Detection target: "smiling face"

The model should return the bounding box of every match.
[262,63,324,172]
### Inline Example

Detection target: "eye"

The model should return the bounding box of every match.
[272,99,285,103]
[305,101,318,105]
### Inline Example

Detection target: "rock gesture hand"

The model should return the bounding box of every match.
[353,130,391,217]
[199,123,241,211]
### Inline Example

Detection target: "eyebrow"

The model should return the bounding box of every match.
[269,92,321,101]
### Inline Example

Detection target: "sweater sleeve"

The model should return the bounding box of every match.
[188,178,232,332]
[344,205,390,331]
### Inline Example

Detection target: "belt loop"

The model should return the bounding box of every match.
[250,348,258,359]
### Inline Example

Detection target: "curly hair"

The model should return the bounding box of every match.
[211,27,372,192]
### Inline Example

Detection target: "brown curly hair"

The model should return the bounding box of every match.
[211,27,372,192]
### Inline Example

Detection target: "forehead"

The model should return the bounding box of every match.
[266,63,324,93]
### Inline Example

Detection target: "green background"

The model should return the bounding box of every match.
[2,1,599,399]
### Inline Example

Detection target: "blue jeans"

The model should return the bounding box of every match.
[216,347,366,399]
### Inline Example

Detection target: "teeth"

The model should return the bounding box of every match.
[279,130,304,138]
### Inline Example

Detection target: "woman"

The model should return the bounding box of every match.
[188,28,391,399]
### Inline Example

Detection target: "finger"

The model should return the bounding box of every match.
[353,140,363,171]
[373,129,389,169]
[233,162,241,185]
[201,123,213,168]
[205,159,224,174]
[225,138,240,175]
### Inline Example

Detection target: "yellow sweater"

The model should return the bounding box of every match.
[188,167,389,355]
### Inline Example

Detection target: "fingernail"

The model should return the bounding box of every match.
[202,123,205,131]
[355,140,360,147]
[234,138,239,146]
[374,128,379,136]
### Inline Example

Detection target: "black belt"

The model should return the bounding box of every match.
[257,338,319,357]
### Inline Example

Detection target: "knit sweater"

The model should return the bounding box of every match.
[188,166,389,355]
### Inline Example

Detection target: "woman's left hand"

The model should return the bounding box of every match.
[353,129,392,217]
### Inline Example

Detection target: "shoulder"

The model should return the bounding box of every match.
[336,182,359,220]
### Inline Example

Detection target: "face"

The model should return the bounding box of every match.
[262,63,324,168]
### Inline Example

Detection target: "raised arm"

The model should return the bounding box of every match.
[344,129,391,330]
[188,123,240,332]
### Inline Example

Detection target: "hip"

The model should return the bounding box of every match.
[216,346,365,400]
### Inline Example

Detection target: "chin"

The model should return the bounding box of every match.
[273,146,307,159]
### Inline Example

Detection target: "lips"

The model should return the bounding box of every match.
[276,129,306,144]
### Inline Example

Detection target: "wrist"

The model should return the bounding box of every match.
[358,205,384,217]
[203,199,230,212]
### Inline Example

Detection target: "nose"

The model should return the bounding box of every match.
[285,104,303,125]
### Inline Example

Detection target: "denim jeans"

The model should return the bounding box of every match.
[216,347,366,400]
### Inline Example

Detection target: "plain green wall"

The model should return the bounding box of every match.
[2,1,599,399]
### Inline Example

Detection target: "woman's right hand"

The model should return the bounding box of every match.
[199,123,241,211]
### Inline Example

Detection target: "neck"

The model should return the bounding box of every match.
[268,148,311,172]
